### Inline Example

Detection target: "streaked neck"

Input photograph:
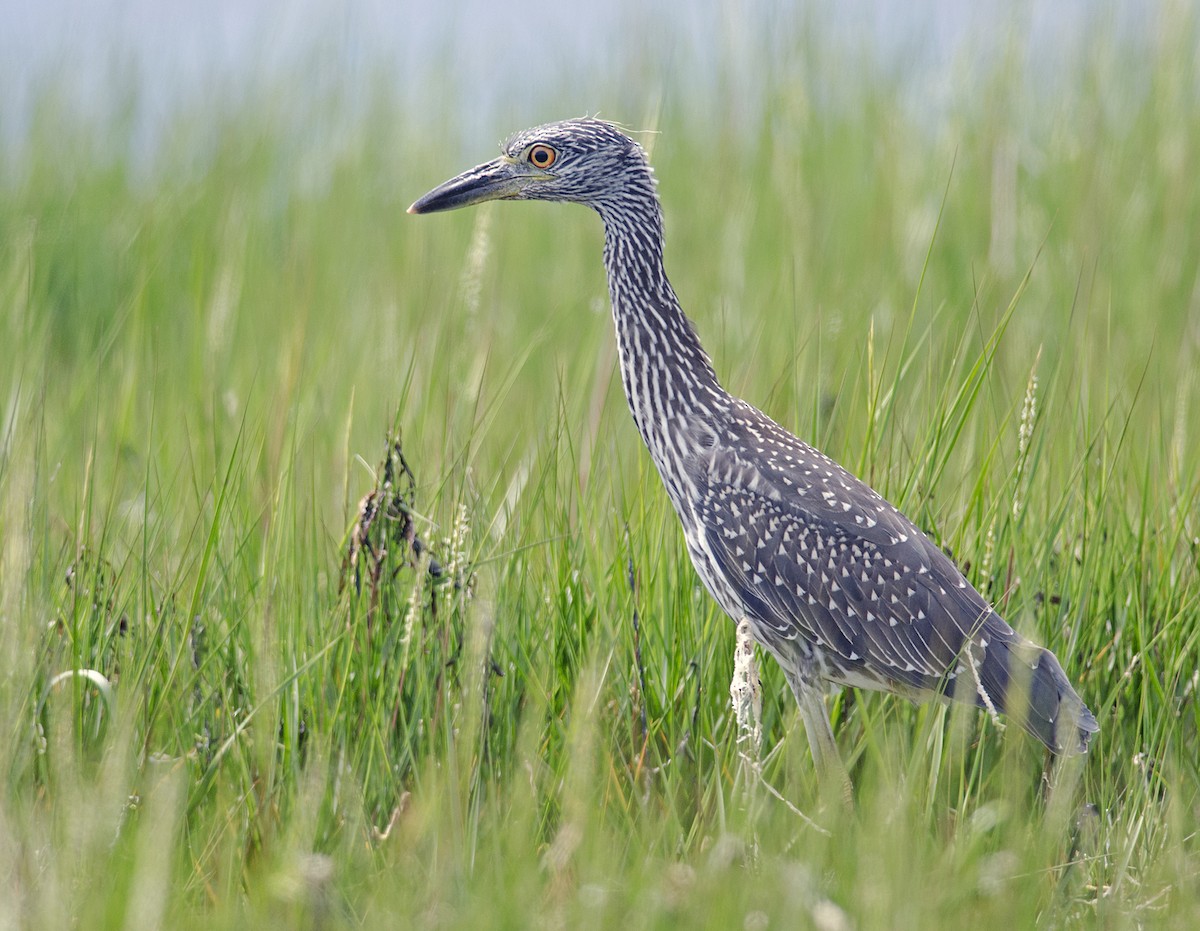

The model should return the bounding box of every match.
[596,193,725,442]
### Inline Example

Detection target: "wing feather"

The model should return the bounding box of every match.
[678,401,1097,751]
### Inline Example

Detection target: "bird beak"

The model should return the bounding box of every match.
[408,157,529,215]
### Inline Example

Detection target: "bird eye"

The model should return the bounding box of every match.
[528,144,557,168]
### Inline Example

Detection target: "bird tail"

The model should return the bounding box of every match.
[956,633,1099,755]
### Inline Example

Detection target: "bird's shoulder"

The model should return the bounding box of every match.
[681,399,914,548]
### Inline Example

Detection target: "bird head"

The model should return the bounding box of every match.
[408,118,652,215]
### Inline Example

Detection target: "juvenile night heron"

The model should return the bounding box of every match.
[410,118,1098,792]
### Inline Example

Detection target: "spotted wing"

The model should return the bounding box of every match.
[687,405,1097,751]
[696,464,984,694]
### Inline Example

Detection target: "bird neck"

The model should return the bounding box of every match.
[596,193,727,444]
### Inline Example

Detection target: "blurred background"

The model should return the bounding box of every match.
[0,0,1175,159]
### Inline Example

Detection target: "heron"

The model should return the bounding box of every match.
[409,118,1098,796]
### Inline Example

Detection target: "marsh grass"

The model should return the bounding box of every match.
[2,17,1199,929]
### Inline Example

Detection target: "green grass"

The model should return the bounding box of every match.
[3,21,1200,930]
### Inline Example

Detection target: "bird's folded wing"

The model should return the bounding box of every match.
[687,410,1010,695]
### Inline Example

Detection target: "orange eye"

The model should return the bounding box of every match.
[528,144,557,168]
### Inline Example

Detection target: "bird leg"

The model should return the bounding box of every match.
[788,673,855,809]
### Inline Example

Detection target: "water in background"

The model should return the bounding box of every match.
[1,0,1171,162]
